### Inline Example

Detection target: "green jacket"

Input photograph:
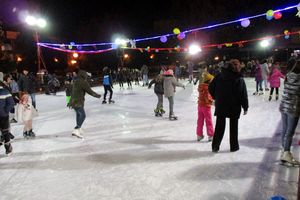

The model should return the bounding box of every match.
[69,70,101,108]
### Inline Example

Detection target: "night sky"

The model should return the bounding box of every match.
[1,0,298,43]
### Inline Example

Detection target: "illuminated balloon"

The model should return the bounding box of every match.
[266,10,274,17]
[266,15,273,20]
[160,36,167,43]
[241,19,250,27]
[173,28,180,35]
[177,32,186,40]
[70,42,75,45]
[274,12,282,20]
[284,30,289,35]
[284,35,290,39]
[77,45,82,50]
[68,45,72,50]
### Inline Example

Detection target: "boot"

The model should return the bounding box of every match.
[253,92,258,95]
[154,108,162,117]
[159,107,166,114]
[9,132,15,140]
[197,135,204,141]
[281,151,300,166]
[102,100,107,104]
[5,142,13,156]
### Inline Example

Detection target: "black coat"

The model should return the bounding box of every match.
[18,74,36,94]
[209,68,248,118]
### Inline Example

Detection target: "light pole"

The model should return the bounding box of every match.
[25,15,47,73]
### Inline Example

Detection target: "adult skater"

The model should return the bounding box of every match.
[163,69,185,120]
[279,57,300,166]
[0,82,15,155]
[102,66,115,104]
[148,73,165,117]
[69,69,101,138]
[209,59,248,152]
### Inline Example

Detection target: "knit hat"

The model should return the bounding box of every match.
[164,69,174,76]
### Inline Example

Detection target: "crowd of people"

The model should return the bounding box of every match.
[0,57,299,168]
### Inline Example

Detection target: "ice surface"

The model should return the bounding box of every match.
[0,78,298,200]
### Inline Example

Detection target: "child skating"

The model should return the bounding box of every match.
[196,70,214,142]
[148,73,165,117]
[268,62,284,101]
[102,67,115,104]
[16,92,38,138]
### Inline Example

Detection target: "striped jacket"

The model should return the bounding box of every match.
[0,86,15,117]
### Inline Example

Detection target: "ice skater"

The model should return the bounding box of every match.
[209,59,248,152]
[69,69,101,139]
[253,60,263,95]
[268,62,284,101]
[279,57,300,166]
[102,67,115,104]
[148,73,165,117]
[0,82,15,155]
[16,92,38,138]
[163,69,185,120]
[196,69,214,142]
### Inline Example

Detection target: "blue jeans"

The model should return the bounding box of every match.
[74,107,86,129]
[281,112,299,151]
[143,74,148,85]
[29,93,36,108]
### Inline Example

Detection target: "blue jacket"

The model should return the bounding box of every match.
[0,86,15,117]
[103,74,112,86]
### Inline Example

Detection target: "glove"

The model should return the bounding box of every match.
[243,110,248,115]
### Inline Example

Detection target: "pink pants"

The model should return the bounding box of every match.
[196,105,214,137]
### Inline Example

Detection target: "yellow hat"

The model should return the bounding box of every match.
[202,72,214,83]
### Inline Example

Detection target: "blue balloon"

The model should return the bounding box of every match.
[266,15,273,20]
[269,195,287,200]
[70,42,75,45]
[284,35,290,40]
[160,36,167,43]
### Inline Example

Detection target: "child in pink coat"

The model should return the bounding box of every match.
[268,63,285,101]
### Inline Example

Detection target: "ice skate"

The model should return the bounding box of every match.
[258,91,264,95]
[5,142,13,156]
[154,108,162,117]
[159,108,166,114]
[72,129,84,139]
[169,113,178,121]
[208,136,213,142]
[253,92,258,95]
[197,135,204,141]
[23,131,30,139]
[10,118,17,123]
[102,100,107,104]
[268,96,272,101]
[276,95,278,101]
[28,130,36,138]
[280,151,300,167]
[9,132,15,141]
[109,99,115,104]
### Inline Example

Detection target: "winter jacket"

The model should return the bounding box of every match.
[141,65,149,75]
[163,75,184,98]
[279,72,300,116]
[268,68,284,88]
[65,83,72,96]
[16,102,38,122]
[198,83,213,107]
[254,64,263,82]
[69,70,101,108]
[261,63,269,80]
[18,74,36,94]
[209,68,248,118]
[0,86,14,117]
[148,75,164,95]
[103,72,112,86]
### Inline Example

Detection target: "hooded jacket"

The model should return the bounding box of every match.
[209,67,248,118]
[69,70,101,108]
[163,75,184,98]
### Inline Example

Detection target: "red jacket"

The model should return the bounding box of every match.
[198,83,213,107]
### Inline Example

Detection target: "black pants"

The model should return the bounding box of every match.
[104,85,113,100]
[0,116,10,145]
[212,117,239,151]
[270,87,279,96]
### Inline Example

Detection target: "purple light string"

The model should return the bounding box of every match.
[38,4,298,52]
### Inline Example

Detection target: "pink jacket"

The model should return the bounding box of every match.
[268,68,284,88]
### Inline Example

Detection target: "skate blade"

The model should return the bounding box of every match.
[72,134,84,139]
[280,160,300,167]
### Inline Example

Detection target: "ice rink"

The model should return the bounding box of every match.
[0,78,299,200]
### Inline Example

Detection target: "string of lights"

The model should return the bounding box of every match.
[37,3,298,47]
[38,31,300,54]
